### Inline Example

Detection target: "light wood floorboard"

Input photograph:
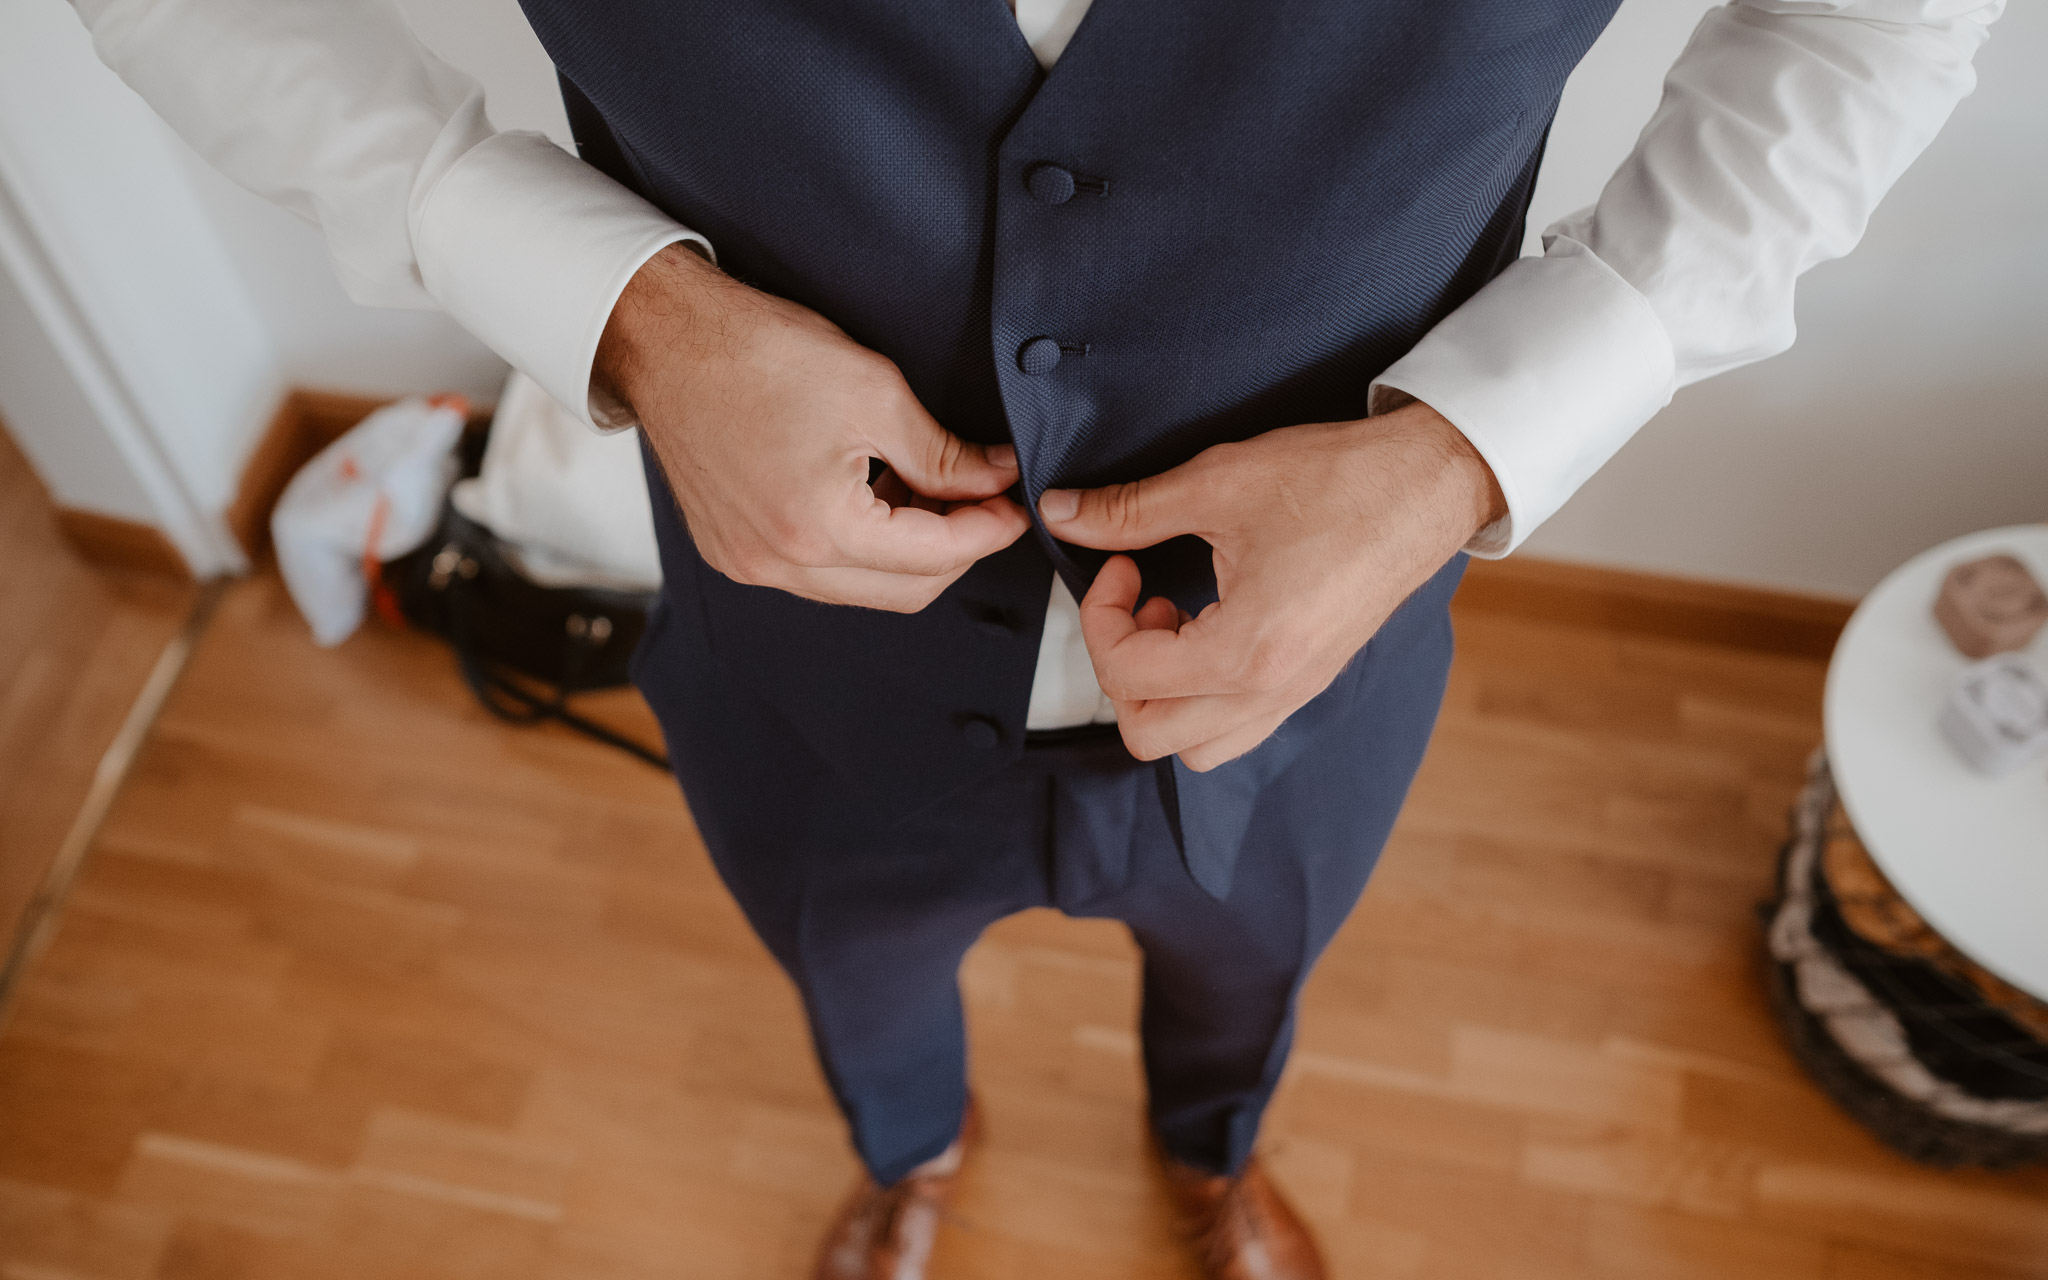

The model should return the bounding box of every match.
[0,426,192,958]
[1,568,2044,1278]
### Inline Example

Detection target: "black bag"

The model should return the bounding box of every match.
[382,498,668,769]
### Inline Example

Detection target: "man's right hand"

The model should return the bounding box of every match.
[594,244,1029,612]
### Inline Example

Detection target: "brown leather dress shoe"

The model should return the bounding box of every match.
[1161,1153,1329,1280]
[813,1102,980,1280]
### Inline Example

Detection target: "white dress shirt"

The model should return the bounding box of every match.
[72,0,2001,730]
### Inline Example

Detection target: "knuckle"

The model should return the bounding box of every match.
[850,349,899,388]
[1102,481,1145,532]
[929,428,966,479]
[1096,667,1138,702]
[867,363,921,416]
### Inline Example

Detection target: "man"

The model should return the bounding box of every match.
[76,0,1998,1274]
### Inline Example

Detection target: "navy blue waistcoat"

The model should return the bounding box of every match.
[518,0,1619,893]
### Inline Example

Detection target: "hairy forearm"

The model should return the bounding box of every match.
[593,241,734,417]
[1364,402,1509,551]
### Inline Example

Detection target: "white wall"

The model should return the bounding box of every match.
[163,0,571,406]
[0,254,157,523]
[1523,0,2048,597]
[0,0,274,572]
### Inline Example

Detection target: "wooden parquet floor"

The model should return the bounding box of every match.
[1,568,2045,1279]
[0,426,191,958]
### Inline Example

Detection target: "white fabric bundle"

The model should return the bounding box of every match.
[271,396,465,646]
[452,371,662,591]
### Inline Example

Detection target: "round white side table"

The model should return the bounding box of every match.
[1824,524,2048,1003]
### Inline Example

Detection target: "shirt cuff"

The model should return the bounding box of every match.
[1369,236,1676,557]
[410,130,711,431]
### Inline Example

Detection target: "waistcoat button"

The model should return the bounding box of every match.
[1026,163,1077,205]
[961,716,1001,750]
[1017,336,1064,375]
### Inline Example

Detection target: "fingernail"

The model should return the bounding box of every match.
[1038,489,1079,522]
[988,443,1017,470]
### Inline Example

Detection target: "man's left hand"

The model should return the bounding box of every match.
[1037,401,1506,771]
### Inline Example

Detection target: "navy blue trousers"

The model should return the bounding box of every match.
[633,546,1463,1186]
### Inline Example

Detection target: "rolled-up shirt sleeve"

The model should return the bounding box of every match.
[71,0,708,427]
[1372,0,2004,557]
